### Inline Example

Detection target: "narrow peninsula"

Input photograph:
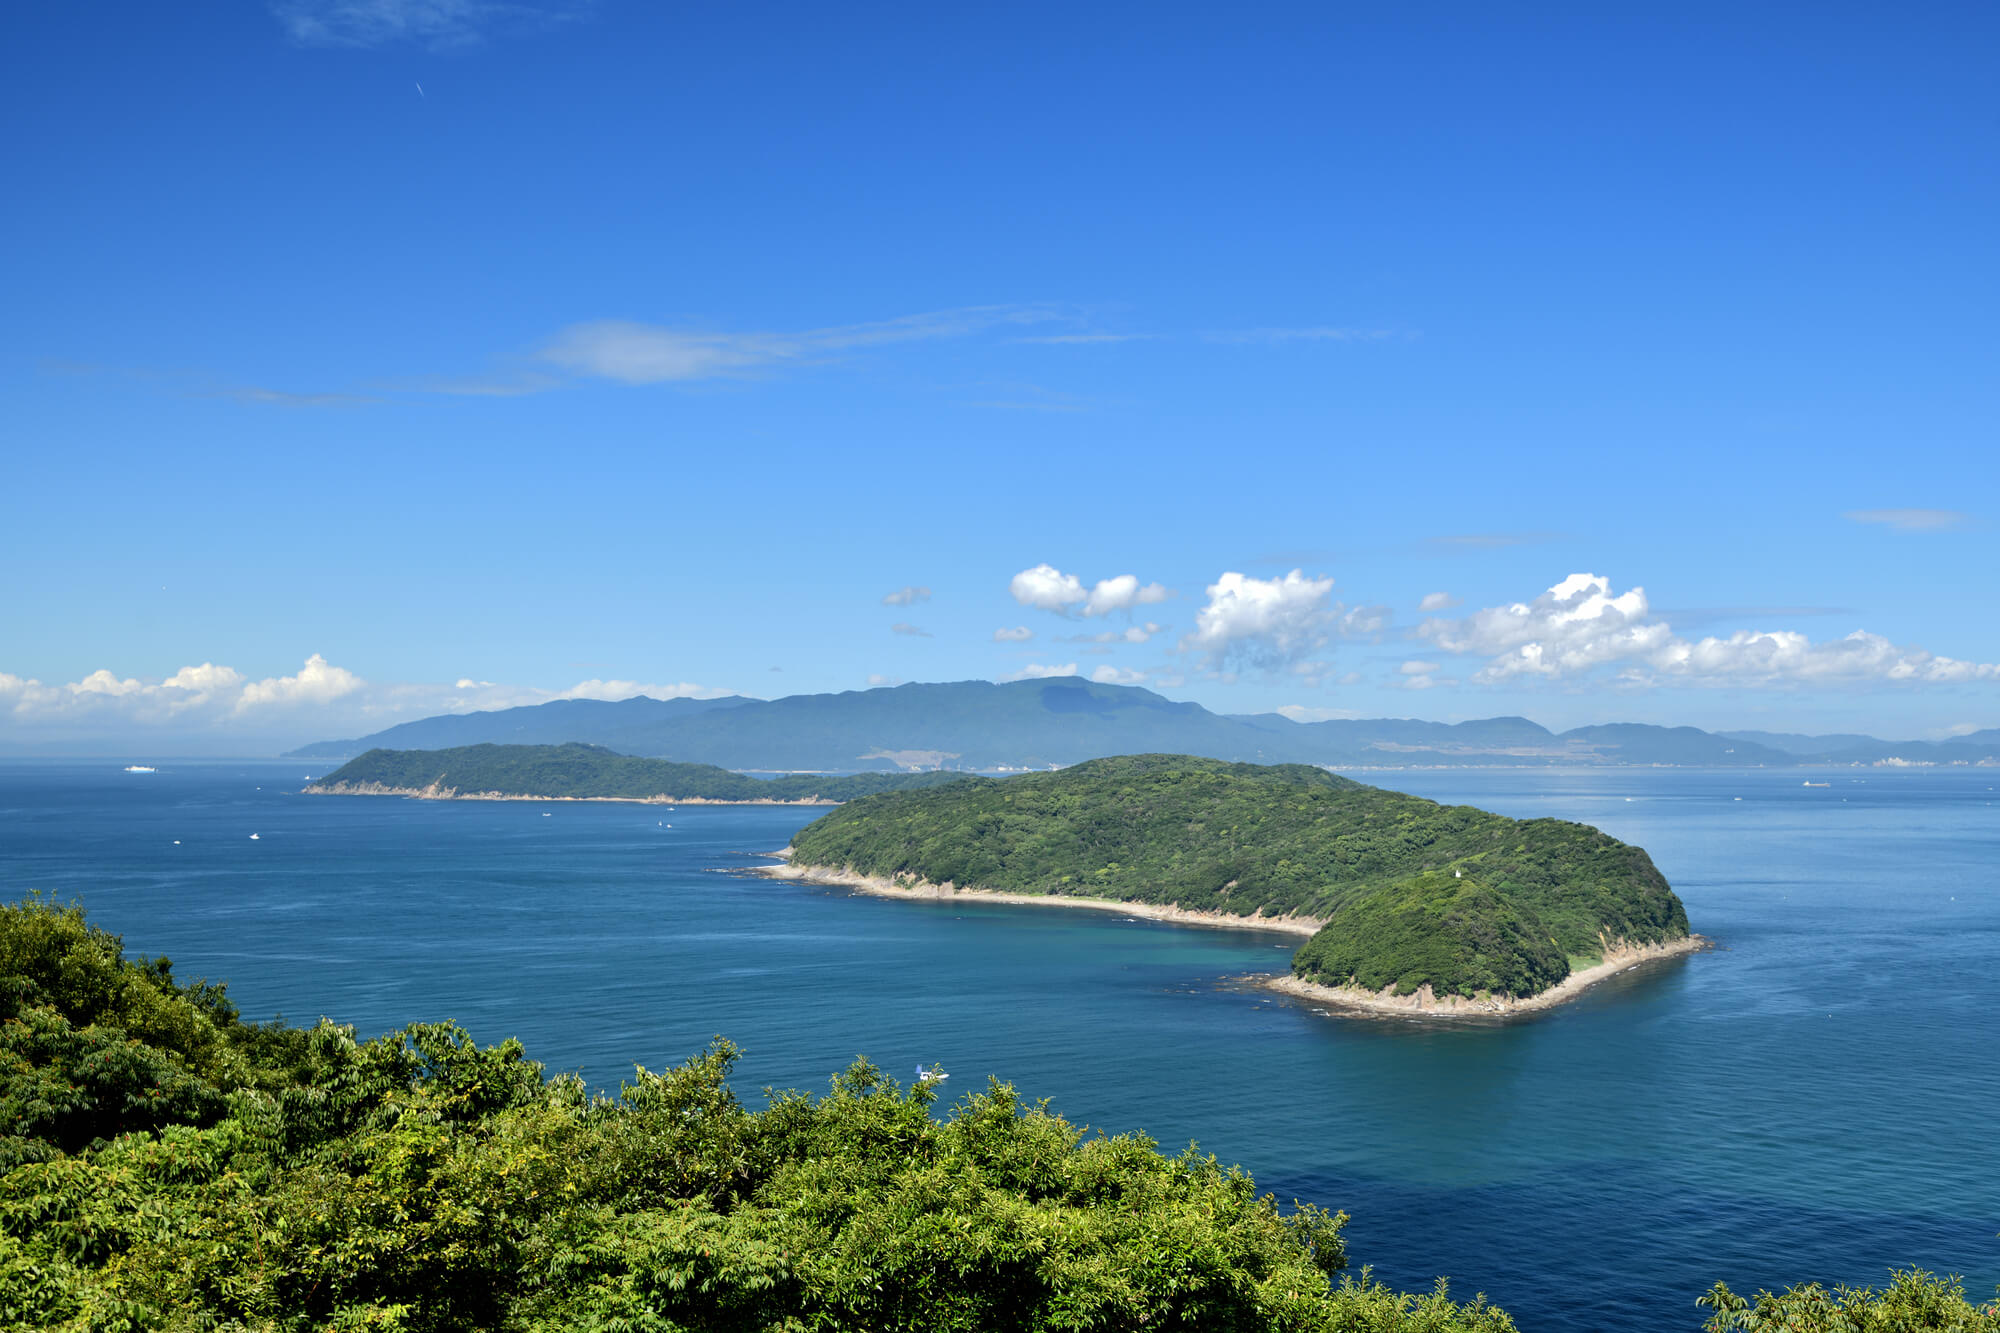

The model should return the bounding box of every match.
[303,743,972,805]
[767,754,1701,1016]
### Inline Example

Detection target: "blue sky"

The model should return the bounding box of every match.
[3,1,1996,751]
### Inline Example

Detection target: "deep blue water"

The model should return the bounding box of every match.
[3,761,1996,1331]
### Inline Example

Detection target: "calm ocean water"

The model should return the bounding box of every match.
[2,761,1995,1330]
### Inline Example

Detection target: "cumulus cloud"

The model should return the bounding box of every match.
[551,679,718,703]
[993,626,1034,642]
[1844,508,1970,533]
[0,657,734,749]
[1009,564,1087,611]
[999,663,1079,682]
[1061,622,1163,645]
[1179,569,1337,669]
[1418,591,1461,612]
[1008,565,1170,617]
[1082,574,1172,616]
[1090,665,1148,685]
[882,585,932,606]
[236,654,365,710]
[1275,704,1365,723]
[1420,573,2000,688]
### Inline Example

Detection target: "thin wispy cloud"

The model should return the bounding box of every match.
[1843,508,1970,533]
[214,386,383,408]
[882,586,932,607]
[1011,333,1156,345]
[1203,327,1401,345]
[270,0,591,49]
[890,622,932,638]
[542,306,1060,385]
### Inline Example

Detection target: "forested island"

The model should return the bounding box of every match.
[5,896,1985,1331]
[779,754,1699,1013]
[303,742,972,804]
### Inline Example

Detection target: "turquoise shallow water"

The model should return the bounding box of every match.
[3,761,1996,1330]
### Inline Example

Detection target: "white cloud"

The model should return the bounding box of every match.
[1009,564,1171,617]
[1081,574,1172,617]
[1418,591,1461,612]
[1339,604,1391,637]
[0,657,735,748]
[1399,660,1440,675]
[999,663,1079,682]
[1090,665,1148,685]
[1061,622,1164,645]
[552,679,718,703]
[993,626,1034,642]
[1275,705,1365,723]
[1421,573,2000,688]
[890,622,932,638]
[1203,327,1398,344]
[1180,569,1337,669]
[1844,508,1970,533]
[236,654,365,710]
[882,585,932,606]
[540,306,1052,385]
[1421,573,1673,681]
[271,0,586,49]
[1009,564,1088,612]
[866,674,905,688]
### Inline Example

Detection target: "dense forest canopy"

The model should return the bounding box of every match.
[786,754,1691,1001]
[5,897,1988,1331]
[306,743,974,803]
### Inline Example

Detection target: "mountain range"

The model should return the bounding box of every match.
[286,679,2000,771]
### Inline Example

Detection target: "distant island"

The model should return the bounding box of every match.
[285,677,2000,772]
[765,754,1700,1016]
[302,743,972,804]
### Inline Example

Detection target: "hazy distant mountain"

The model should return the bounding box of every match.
[288,678,1997,770]
[288,695,755,760]
[1719,729,1884,757]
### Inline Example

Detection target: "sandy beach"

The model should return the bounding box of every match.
[749,852,1325,935]
[756,852,1708,1018]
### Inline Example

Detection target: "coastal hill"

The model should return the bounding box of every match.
[304,743,972,803]
[5,895,1978,1328]
[783,754,1691,1005]
[286,678,2000,771]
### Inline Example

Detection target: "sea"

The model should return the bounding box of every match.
[2,760,1995,1331]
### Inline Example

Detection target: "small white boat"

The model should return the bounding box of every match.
[123,765,156,773]
[248,833,260,841]
[916,1065,948,1083]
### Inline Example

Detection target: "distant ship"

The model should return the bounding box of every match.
[1802,781,1830,788]
[123,765,157,773]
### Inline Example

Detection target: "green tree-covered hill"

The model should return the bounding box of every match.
[786,754,1691,1001]
[305,742,974,802]
[9,899,1987,1331]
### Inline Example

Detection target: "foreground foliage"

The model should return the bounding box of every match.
[3,895,1528,1332]
[1699,1271,2000,1332]
[788,754,1688,1000]
[307,742,973,803]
